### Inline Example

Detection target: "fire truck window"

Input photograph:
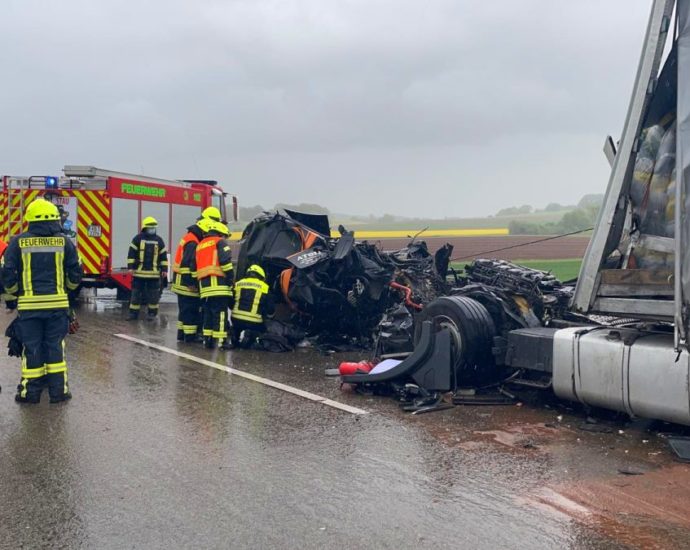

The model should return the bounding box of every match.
[225,196,238,222]
[212,192,225,220]
[112,199,138,269]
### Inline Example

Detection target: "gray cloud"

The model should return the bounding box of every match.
[1,0,653,217]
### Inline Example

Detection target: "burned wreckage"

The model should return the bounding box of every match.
[237,210,588,412]
[236,209,453,352]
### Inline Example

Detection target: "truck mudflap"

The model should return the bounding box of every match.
[109,270,133,291]
[552,326,690,426]
[341,321,453,392]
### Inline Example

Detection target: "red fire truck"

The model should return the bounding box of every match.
[1,166,238,297]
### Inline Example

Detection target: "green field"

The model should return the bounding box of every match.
[452,258,583,282]
[514,259,582,281]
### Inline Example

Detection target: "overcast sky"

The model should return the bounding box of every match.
[1,1,654,218]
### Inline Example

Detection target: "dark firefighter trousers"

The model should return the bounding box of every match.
[231,318,266,348]
[130,277,161,316]
[202,296,231,341]
[177,294,201,336]
[16,310,70,402]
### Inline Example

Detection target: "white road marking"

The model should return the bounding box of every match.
[114,333,369,416]
[518,488,592,522]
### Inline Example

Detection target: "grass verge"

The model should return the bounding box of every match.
[451,258,583,282]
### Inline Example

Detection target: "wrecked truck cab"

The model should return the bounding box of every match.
[237,209,453,346]
[237,210,330,286]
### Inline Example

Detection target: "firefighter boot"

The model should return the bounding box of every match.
[128,310,139,321]
[47,372,72,404]
[204,336,216,349]
[15,382,42,404]
[220,338,233,350]
[15,371,45,404]
[184,333,201,343]
[50,392,72,404]
[15,393,41,404]
[177,329,185,341]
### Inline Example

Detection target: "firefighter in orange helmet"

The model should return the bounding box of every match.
[194,221,234,349]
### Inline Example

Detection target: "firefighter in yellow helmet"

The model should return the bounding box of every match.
[194,221,234,349]
[201,206,222,222]
[127,216,169,320]
[1,198,82,403]
[231,264,275,348]
[171,217,213,342]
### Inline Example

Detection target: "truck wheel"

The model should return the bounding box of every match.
[414,296,497,385]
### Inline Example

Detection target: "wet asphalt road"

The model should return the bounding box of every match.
[1,298,690,549]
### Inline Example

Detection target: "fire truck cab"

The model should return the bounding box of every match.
[1,166,239,297]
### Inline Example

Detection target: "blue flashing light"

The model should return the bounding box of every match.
[45,176,58,188]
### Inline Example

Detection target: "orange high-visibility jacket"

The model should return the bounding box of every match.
[194,236,234,298]
[172,231,201,296]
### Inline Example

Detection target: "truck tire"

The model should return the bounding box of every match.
[414,296,497,386]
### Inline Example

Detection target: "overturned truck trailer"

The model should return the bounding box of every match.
[345,0,690,426]
[564,0,690,426]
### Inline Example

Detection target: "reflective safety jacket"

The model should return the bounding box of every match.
[171,226,203,297]
[1,222,82,311]
[194,236,234,298]
[127,232,168,279]
[231,276,273,324]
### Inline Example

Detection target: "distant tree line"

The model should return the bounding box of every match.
[495,194,603,218]
[506,194,604,235]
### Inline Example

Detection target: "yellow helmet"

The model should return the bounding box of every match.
[25,198,60,222]
[246,264,266,279]
[211,221,230,236]
[141,216,158,229]
[196,217,213,233]
[201,206,222,222]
